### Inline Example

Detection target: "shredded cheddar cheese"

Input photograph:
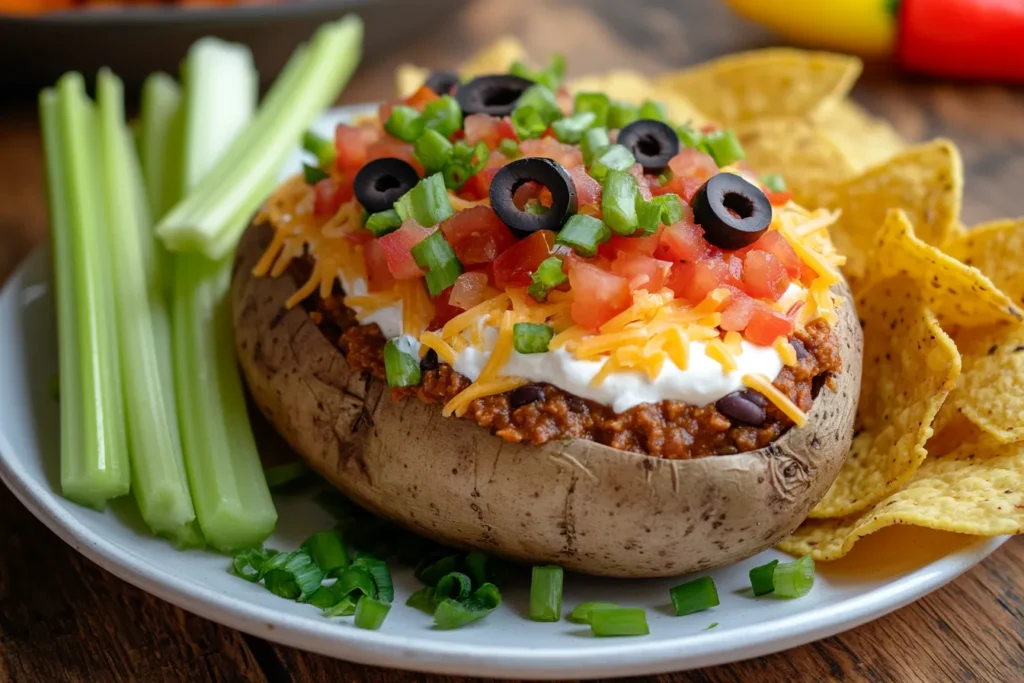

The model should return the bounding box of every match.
[442,376,529,417]
[476,310,515,383]
[419,331,457,365]
[743,373,808,427]
[723,331,744,356]
[705,338,738,373]
[774,337,798,366]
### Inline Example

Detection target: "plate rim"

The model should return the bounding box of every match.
[0,194,1009,680]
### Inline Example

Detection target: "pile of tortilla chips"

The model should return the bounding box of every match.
[398,41,1024,561]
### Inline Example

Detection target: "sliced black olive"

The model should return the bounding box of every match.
[716,391,767,426]
[692,173,772,250]
[425,70,460,95]
[510,384,545,409]
[617,119,679,174]
[353,158,420,214]
[455,74,534,117]
[420,348,439,372]
[489,157,578,238]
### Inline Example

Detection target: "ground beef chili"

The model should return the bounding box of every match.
[313,294,841,460]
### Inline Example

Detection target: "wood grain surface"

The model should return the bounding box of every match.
[2,0,1024,681]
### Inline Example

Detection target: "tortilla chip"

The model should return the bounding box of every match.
[818,99,905,173]
[655,48,861,124]
[395,64,430,99]
[809,274,960,518]
[944,218,1024,308]
[567,71,708,128]
[783,432,1024,560]
[460,36,528,79]
[815,139,964,282]
[732,117,854,208]
[870,210,1023,326]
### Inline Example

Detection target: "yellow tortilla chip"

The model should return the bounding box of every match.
[944,218,1024,308]
[460,36,527,79]
[810,274,960,518]
[870,210,1023,326]
[395,64,430,99]
[783,432,1024,560]
[816,139,964,281]
[567,71,708,129]
[818,99,905,173]
[732,117,854,208]
[655,48,861,124]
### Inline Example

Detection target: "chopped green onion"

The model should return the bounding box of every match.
[263,461,310,490]
[516,84,562,125]
[513,323,554,354]
[669,576,720,616]
[307,586,341,610]
[555,214,611,257]
[231,548,269,582]
[580,127,610,166]
[568,601,619,624]
[523,199,548,216]
[303,163,330,185]
[528,565,563,622]
[413,128,454,173]
[303,530,349,576]
[510,54,566,90]
[406,586,436,614]
[705,622,719,630]
[528,256,567,301]
[421,95,462,138]
[302,130,335,167]
[590,607,649,637]
[416,554,461,586]
[635,197,662,235]
[651,193,684,225]
[333,565,377,602]
[602,170,639,236]
[589,143,635,182]
[442,141,489,190]
[638,99,667,121]
[435,572,473,602]
[433,583,502,630]
[762,173,787,193]
[354,596,391,630]
[608,101,640,129]
[498,138,520,159]
[353,555,394,603]
[704,129,746,167]
[676,124,704,150]
[773,554,815,598]
[262,549,324,601]
[139,72,184,223]
[383,337,422,388]
[749,559,778,596]
[323,596,357,617]
[464,551,490,587]
[551,111,597,144]
[384,104,424,142]
[394,173,454,227]
[366,209,403,237]
[574,92,609,128]
[510,105,548,140]
[411,231,463,296]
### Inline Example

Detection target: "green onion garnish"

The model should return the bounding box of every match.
[590,607,649,637]
[528,256,567,302]
[353,555,394,603]
[231,548,270,582]
[574,92,609,128]
[433,583,502,630]
[704,129,746,167]
[263,461,310,490]
[607,101,640,129]
[464,551,490,587]
[749,559,778,596]
[773,554,815,598]
[636,196,663,235]
[303,530,349,576]
[510,105,548,141]
[435,572,473,602]
[416,554,461,586]
[384,104,424,142]
[442,140,488,190]
[652,193,683,225]
[762,173,787,193]
[580,127,611,166]
[383,337,422,388]
[333,565,377,601]
[555,214,611,257]
[421,95,462,138]
[516,83,563,125]
[638,99,667,121]
[394,172,454,227]
[513,323,555,355]
[262,549,325,601]
[414,128,454,174]
[567,601,619,624]
[510,54,566,90]
[406,586,436,614]
[411,231,463,296]
[302,162,330,185]
[302,130,335,168]
[551,111,597,145]
[589,143,635,182]
[602,169,639,236]
[365,208,403,237]
[323,596,357,617]
[307,585,341,610]
[676,124,705,151]
[528,565,563,622]
[354,596,391,630]
[669,576,720,616]
[498,138,520,159]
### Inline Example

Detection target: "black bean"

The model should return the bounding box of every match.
[740,389,768,408]
[716,391,767,426]
[790,337,809,360]
[510,385,545,409]
[420,349,439,372]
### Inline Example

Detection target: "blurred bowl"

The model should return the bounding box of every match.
[0,0,469,91]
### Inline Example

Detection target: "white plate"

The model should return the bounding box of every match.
[0,106,1008,679]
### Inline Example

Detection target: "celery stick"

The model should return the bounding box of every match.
[156,15,363,257]
[46,73,130,507]
[172,254,276,552]
[96,70,200,545]
[139,72,184,223]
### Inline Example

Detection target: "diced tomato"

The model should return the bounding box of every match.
[334,124,378,174]
[512,181,547,209]
[668,148,719,179]
[313,178,352,217]
[657,220,708,263]
[766,189,793,206]
[742,250,792,301]
[720,292,757,331]
[651,174,703,203]
[464,114,518,148]
[428,286,461,330]
[378,99,400,125]
[567,260,631,329]
[344,228,375,246]
[600,230,662,260]
[404,84,439,111]
[439,205,517,265]
[462,166,500,200]
[378,220,433,280]
[627,163,653,200]
[366,137,424,175]
[745,230,801,278]
[362,239,395,293]
[492,230,556,289]
[448,272,492,309]
[667,257,741,304]
[610,253,672,292]
[519,138,584,168]
[744,305,794,346]
[567,165,602,206]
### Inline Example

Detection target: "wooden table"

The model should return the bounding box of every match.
[2,1,1024,681]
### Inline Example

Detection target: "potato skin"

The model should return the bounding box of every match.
[233,222,862,578]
